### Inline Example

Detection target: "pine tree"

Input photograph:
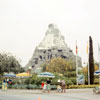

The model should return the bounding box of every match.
[89,36,94,84]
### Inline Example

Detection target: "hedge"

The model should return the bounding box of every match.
[0,84,99,89]
[0,84,57,90]
[68,84,100,89]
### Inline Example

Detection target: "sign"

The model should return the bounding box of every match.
[78,74,85,85]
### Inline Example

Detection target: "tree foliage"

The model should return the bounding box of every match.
[44,57,76,74]
[82,63,99,84]
[0,53,24,74]
[89,36,94,84]
[40,57,77,85]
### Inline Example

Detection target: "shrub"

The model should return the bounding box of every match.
[66,79,73,86]
[68,84,99,89]
[70,77,76,84]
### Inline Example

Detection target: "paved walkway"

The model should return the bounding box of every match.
[0,88,100,100]
[54,89,100,100]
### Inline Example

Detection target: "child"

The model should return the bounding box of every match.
[43,82,47,92]
[57,85,62,92]
[41,81,44,89]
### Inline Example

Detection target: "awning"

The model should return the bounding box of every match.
[37,72,55,78]
[16,72,31,78]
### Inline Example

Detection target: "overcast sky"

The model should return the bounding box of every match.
[0,0,100,67]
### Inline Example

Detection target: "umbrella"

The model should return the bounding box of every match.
[3,73,16,77]
[16,72,31,78]
[37,72,55,78]
[94,70,100,75]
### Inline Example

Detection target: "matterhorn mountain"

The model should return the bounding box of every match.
[25,24,82,72]
[38,24,67,49]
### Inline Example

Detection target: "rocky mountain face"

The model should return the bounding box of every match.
[25,24,82,72]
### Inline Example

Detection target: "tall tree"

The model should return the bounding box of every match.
[0,53,24,74]
[89,36,94,84]
[44,57,76,74]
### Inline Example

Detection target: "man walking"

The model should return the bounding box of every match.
[61,80,66,93]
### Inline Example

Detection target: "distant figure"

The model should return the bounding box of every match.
[41,81,44,90]
[3,80,6,83]
[46,79,51,93]
[43,82,47,92]
[61,80,66,93]
[57,85,62,92]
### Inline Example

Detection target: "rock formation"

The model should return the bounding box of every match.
[25,24,82,72]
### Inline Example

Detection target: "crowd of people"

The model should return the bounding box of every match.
[41,79,66,93]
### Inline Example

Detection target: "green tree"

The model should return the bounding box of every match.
[44,57,76,75]
[0,53,24,74]
[40,63,48,72]
[89,36,94,84]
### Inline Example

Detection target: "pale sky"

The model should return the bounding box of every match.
[0,0,100,67]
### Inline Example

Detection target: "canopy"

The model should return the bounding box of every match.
[3,73,16,77]
[94,70,100,75]
[37,72,55,78]
[16,72,31,78]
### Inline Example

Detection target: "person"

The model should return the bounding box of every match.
[41,81,44,90]
[61,80,66,93]
[43,82,47,92]
[46,79,51,93]
[57,85,62,92]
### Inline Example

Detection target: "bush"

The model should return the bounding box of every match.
[66,71,76,77]
[66,79,73,86]
[94,78,99,84]
[68,84,99,89]
[70,77,76,84]
[24,78,31,84]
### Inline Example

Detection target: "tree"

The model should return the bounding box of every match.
[40,63,48,72]
[94,64,99,71]
[89,36,94,84]
[82,63,99,84]
[0,53,24,74]
[44,57,76,75]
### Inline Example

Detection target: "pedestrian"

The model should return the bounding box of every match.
[41,81,44,90]
[61,80,66,93]
[43,82,47,92]
[46,78,51,93]
[57,85,62,92]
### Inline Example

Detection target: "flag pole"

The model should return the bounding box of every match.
[87,42,90,85]
[76,41,78,85]
[98,43,100,84]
